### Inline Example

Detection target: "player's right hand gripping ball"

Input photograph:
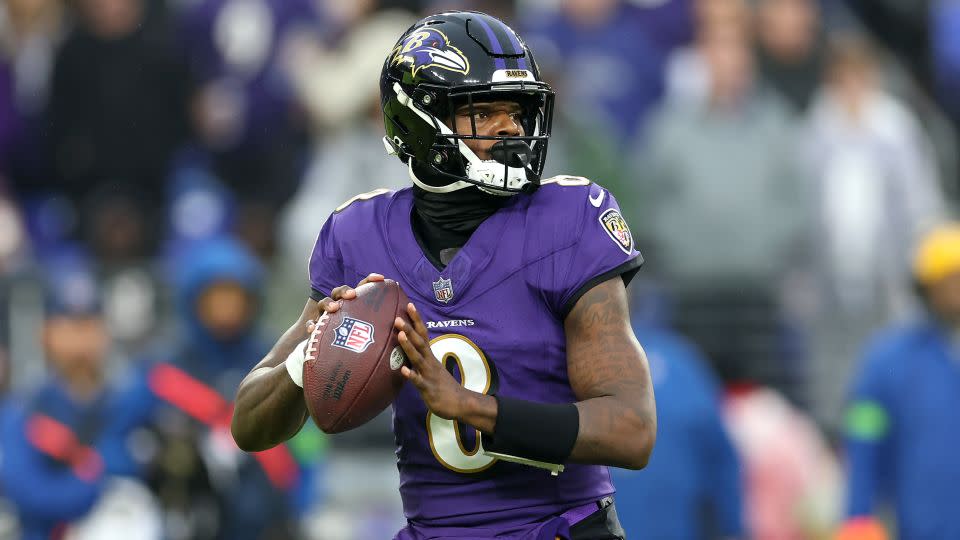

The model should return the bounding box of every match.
[302,279,412,433]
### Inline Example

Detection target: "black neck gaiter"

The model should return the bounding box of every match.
[411,185,512,267]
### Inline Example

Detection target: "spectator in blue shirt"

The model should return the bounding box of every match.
[0,262,152,540]
[611,285,744,540]
[839,222,960,540]
[126,237,319,540]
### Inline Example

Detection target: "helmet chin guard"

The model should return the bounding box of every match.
[380,11,554,195]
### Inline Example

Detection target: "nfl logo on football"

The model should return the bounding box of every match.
[433,278,454,303]
[332,317,375,353]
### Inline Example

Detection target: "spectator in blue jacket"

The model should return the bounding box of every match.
[610,286,744,540]
[128,237,319,540]
[839,222,960,540]
[0,263,152,540]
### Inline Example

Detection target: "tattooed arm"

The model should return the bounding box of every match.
[565,277,657,469]
[393,275,656,469]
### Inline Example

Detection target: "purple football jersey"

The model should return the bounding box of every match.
[308,178,643,539]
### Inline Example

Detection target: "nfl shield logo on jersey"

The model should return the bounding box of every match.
[332,317,375,353]
[433,278,454,303]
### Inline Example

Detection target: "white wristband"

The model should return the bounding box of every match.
[286,338,310,388]
[287,312,328,388]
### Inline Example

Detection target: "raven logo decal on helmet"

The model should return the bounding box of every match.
[391,28,470,77]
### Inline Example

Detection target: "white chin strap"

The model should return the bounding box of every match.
[392,82,532,194]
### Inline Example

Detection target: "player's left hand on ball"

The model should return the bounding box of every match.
[395,303,465,421]
[320,273,386,316]
[333,273,385,302]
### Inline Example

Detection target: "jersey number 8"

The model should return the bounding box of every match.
[426,334,498,473]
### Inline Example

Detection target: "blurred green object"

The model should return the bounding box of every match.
[845,400,889,441]
[288,422,327,463]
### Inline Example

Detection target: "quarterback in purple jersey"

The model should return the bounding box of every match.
[232,11,656,540]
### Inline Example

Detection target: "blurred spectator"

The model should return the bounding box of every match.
[838,223,960,540]
[632,0,695,54]
[0,263,160,540]
[162,154,237,270]
[663,0,750,105]
[279,6,416,262]
[283,2,415,133]
[800,33,946,428]
[843,0,930,90]
[804,34,944,322]
[611,293,745,540]
[0,270,14,539]
[753,0,826,112]
[522,0,667,141]
[931,0,960,136]
[127,238,318,540]
[635,21,808,396]
[0,179,29,275]
[47,0,190,260]
[724,382,841,540]
[0,63,14,177]
[540,106,629,206]
[425,0,514,21]
[279,98,410,269]
[523,2,634,203]
[0,0,64,186]
[175,0,323,257]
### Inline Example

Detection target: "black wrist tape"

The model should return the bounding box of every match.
[481,395,580,464]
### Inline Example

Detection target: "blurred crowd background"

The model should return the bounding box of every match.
[0,0,957,538]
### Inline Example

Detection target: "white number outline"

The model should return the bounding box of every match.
[541,175,591,186]
[425,334,498,473]
[334,188,392,213]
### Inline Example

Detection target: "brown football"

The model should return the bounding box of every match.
[302,279,411,434]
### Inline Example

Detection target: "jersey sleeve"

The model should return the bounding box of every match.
[541,183,644,318]
[307,214,346,300]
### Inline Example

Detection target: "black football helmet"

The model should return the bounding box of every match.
[380,11,554,194]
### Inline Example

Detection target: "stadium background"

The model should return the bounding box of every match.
[0,0,952,537]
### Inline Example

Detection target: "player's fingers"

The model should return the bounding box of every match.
[396,317,431,355]
[397,318,436,372]
[398,331,424,368]
[305,320,316,333]
[356,273,385,287]
[400,365,424,388]
[397,316,427,350]
[330,285,357,300]
[320,299,341,313]
[406,303,429,340]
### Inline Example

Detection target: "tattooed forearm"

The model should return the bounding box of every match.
[564,278,657,469]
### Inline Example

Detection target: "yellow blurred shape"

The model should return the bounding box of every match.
[914,223,960,285]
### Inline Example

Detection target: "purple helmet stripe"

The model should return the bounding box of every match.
[500,22,529,70]
[473,16,507,70]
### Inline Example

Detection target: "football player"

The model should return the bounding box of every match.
[232,11,656,540]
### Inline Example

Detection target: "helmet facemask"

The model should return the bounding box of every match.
[384,80,554,195]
